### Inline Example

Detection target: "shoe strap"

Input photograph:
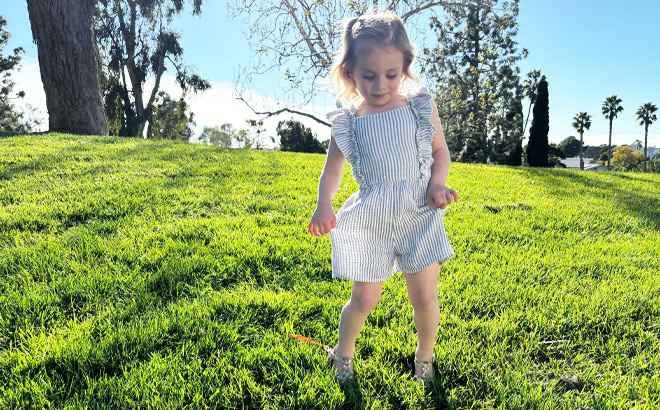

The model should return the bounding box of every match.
[329,347,354,382]
[414,354,435,365]
[414,354,435,381]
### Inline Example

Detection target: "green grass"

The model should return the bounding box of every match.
[1,133,659,409]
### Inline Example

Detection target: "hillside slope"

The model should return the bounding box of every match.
[1,133,659,409]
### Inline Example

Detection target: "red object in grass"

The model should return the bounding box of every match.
[291,334,323,347]
[290,334,333,354]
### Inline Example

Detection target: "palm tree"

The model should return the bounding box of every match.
[522,70,544,137]
[572,112,592,170]
[636,102,658,172]
[601,95,624,170]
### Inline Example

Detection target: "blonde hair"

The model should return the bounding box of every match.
[329,13,419,105]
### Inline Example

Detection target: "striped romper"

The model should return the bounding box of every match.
[326,87,455,283]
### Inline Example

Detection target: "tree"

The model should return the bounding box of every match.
[95,0,210,138]
[584,144,608,162]
[635,102,658,172]
[526,79,549,167]
[548,143,566,167]
[601,95,624,169]
[199,124,232,147]
[0,16,31,133]
[571,112,592,170]
[145,91,194,141]
[488,81,524,166]
[26,0,108,135]
[522,70,544,137]
[509,138,523,166]
[424,0,527,164]
[229,0,478,126]
[246,119,267,149]
[611,145,643,171]
[235,129,249,148]
[558,136,581,158]
[647,158,660,173]
[598,148,616,164]
[202,123,256,148]
[277,119,326,154]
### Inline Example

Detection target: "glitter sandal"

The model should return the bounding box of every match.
[414,354,435,383]
[326,346,354,383]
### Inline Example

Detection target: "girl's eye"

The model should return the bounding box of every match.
[362,75,397,81]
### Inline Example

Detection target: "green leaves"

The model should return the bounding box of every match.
[0,17,33,133]
[636,102,658,127]
[425,0,526,165]
[94,0,208,138]
[601,95,624,119]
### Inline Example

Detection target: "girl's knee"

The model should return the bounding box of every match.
[350,284,382,312]
[409,290,438,311]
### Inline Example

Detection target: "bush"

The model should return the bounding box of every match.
[277,119,325,154]
[611,145,643,171]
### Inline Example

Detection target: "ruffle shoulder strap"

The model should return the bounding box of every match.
[408,87,438,180]
[326,107,365,185]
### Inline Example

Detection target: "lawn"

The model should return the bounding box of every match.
[1,133,659,409]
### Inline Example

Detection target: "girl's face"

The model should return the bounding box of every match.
[350,44,405,109]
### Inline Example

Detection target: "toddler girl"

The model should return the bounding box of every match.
[309,12,457,383]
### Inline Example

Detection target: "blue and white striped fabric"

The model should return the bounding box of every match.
[325,87,454,283]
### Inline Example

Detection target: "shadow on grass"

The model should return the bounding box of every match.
[519,168,660,230]
[0,133,172,180]
[421,378,450,409]
[337,378,366,410]
[0,131,28,138]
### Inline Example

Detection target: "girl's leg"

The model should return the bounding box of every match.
[335,280,384,358]
[404,261,440,363]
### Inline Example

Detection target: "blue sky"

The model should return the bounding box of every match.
[3,1,659,149]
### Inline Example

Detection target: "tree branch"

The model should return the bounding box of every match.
[281,0,324,67]
[146,48,166,114]
[237,95,330,127]
[401,1,476,21]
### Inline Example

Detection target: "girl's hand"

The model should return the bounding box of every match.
[426,183,458,210]
[309,202,337,236]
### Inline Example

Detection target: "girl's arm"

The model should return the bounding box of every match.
[427,101,458,209]
[309,136,345,236]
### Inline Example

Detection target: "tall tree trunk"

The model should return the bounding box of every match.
[644,123,648,172]
[523,100,532,137]
[468,6,486,162]
[579,130,584,170]
[26,0,108,135]
[607,117,613,169]
[116,0,144,137]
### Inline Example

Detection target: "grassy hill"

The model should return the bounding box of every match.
[1,133,659,409]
